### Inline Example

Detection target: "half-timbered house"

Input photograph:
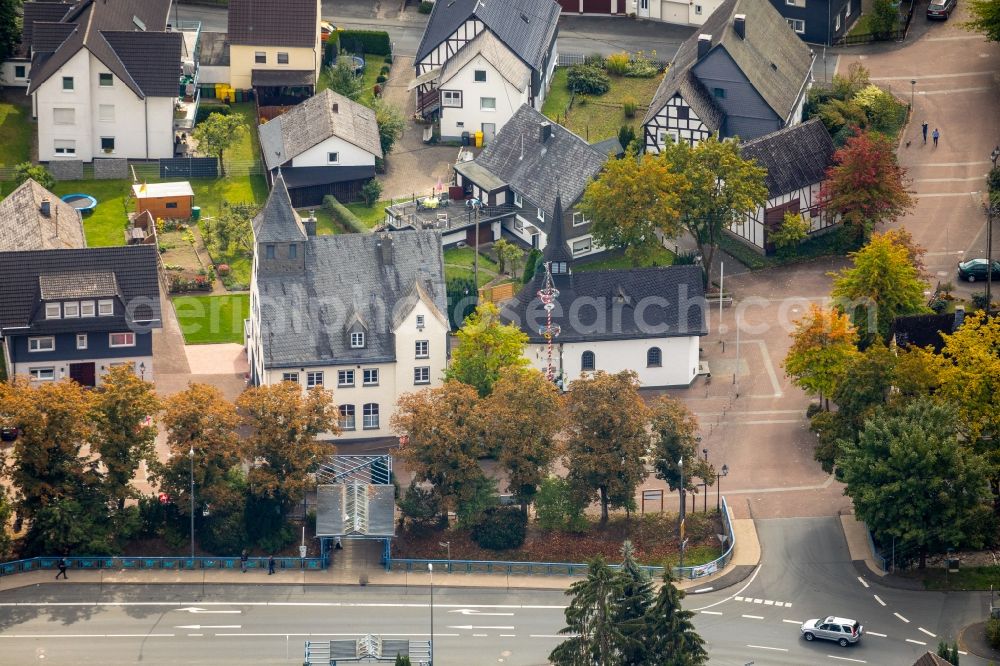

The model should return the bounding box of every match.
[411,0,560,143]
[643,0,815,152]
[728,118,838,254]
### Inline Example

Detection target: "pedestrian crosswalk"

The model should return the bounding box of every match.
[733,596,792,608]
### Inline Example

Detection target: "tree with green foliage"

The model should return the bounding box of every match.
[617,125,637,154]
[838,398,991,568]
[564,371,650,522]
[326,59,364,100]
[0,0,20,64]
[967,0,1000,41]
[445,302,529,397]
[492,237,523,276]
[535,476,587,532]
[649,396,713,496]
[445,275,477,330]
[397,480,442,528]
[869,0,901,35]
[830,230,929,343]
[373,98,405,156]
[13,163,55,191]
[0,485,12,559]
[394,654,412,666]
[203,202,258,256]
[192,112,246,177]
[784,304,859,407]
[617,541,655,665]
[643,572,709,665]
[550,556,633,666]
[361,178,383,206]
[770,211,811,252]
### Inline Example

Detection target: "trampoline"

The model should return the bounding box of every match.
[336,55,365,75]
[61,193,98,212]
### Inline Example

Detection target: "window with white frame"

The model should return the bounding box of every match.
[513,191,522,207]
[255,51,266,64]
[441,90,462,107]
[98,299,114,316]
[416,314,425,329]
[53,108,74,125]
[98,104,114,122]
[647,347,662,367]
[109,332,135,347]
[414,366,430,384]
[474,69,486,82]
[100,137,115,153]
[45,303,61,319]
[62,76,73,91]
[572,237,592,255]
[64,302,79,318]
[30,367,55,381]
[76,333,88,350]
[695,4,703,13]
[54,140,76,156]
[339,404,356,430]
[281,372,299,383]
[363,403,379,429]
[537,208,545,223]
[480,97,496,111]
[99,72,113,87]
[327,152,339,164]
[514,217,524,231]
[338,369,355,387]
[363,368,379,386]
[659,130,679,145]
[350,331,365,348]
[572,211,589,226]
[835,13,841,30]
[14,65,25,79]
[277,52,289,64]
[845,1,852,16]
[306,371,324,388]
[80,300,95,317]
[415,340,429,358]
[787,18,806,32]
[581,350,596,371]
[28,336,55,352]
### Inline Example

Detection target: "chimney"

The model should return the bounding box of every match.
[697,34,712,59]
[40,197,51,218]
[953,305,966,331]
[734,14,746,40]
[303,211,317,237]
[377,231,393,264]
[539,121,552,144]
[332,102,339,114]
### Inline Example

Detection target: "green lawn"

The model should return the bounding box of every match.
[172,294,249,344]
[574,245,675,273]
[444,247,499,287]
[344,199,390,229]
[542,67,663,142]
[901,565,1000,591]
[220,102,261,169]
[0,100,32,167]
[297,206,340,235]
[317,54,386,106]
[192,175,267,286]
[51,179,132,247]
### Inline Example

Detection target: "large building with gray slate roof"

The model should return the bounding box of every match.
[643,0,814,150]
[0,179,86,251]
[246,176,449,441]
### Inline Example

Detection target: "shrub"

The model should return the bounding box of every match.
[216,263,231,276]
[806,402,823,419]
[567,64,610,95]
[13,162,55,190]
[379,64,391,76]
[522,248,543,283]
[446,276,477,330]
[384,53,393,65]
[196,104,230,123]
[361,179,383,206]
[535,476,586,532]
[584,53,606,66]
[338,29,391,56]
[471,507,527,550]
[673,250,699,265]
[625,52,660,78]
[418,0,434,13]
[322,194,366,234]
[622,96,638,119]
[398,481,441,528]
[605,52,630,76]
[617,125,636,152]
[376,74,387,84]
[986,618,1000,649]
[770,211,811,253]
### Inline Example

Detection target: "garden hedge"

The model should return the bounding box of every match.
[338,30,391,56]
[322,195,367,234]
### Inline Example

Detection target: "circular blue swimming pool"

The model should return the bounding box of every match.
[61,193,98,212]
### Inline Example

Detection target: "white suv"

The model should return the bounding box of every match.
[800,616,863,647]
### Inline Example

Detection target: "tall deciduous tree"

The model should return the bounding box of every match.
[579,149,687,263]
[237,382,337,513]
[91,365,161,512]
[820,130,915,240]
[327,59,364,100]
[550,556,632,666]
[394,381,485,525]
[492,238,523,276]
[965,0,1000,41]
[192,113,246,177]
[0,0,20,64]
[643,572,709,665]
[649,396,713,496]
[784,304,859,407]
[473,367,563,514]
[830,231,929,343]
[373,98,405,156]
[13,163,55,191]
[446,302,529,397]
[564,371,650,522]
[838,398,991,568]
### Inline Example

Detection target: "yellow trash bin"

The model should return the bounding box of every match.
[474,130,484,148]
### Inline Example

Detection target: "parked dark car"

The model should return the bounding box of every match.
[958,258,1000,282]
[927,0,956,19]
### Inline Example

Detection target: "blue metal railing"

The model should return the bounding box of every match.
[0,555,325,577]
[866,528,890,572]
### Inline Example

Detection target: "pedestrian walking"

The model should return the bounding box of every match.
[240,549,248,573]
[922,121,928,144]
[55,557,68,580]
[267,554,275,575]
[932,128,940,147]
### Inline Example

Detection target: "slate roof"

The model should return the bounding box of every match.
[0,245,161,335]
[454,104,607,221]
[26,0,179,98]
[416,0,559,72]
[39,270,117,299]
[29,21,76,54]
[258,89,382,170]
[590,137,625,159]
[0,179,86,251]
[252,175,307,243]
[740,118,835,199]
[437,29,530,92]
[502,265,707,343]
[17,2,72,56]
[911,653,952,666]
[228,0,318,48]
[644,0,813,127]
[255,231,447,368]
[892,311,965,354]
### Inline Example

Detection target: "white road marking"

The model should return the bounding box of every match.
[448,609,514,616]
[0,601,566,610]
[176,607,241,614]
[907,639,927,646]
[214,632,460,638]
[448,625,515,630]
[782,619,802,625]
[916,176,991,183]
[734,596,744,601]
[187,633,203,637]
[923,86,994,95]
[764,600,774,606]
[873,595,886,606]
[867,631,887,638]
[958,651,968,655]
[700,611,723,615]
[0,634,176,639]
[873,71,996,80]
[894,612,910,623]
[742,614,764,620]
[473,633,488,637]
[753,598,763,604]
[857,577,869,588]
[694,587,713,593]
[919,627,937,638]
[774,601,785,607]
[529,635,566,639]
[499,634,516,638]
[747,644,789,652]
[692,564,762,612]
[175,625,241,630]
[827,656,867,663]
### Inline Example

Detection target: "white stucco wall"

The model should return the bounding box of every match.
[1,59,30,87]
[292,134,377,168]
[438,52,527,142]
[525,336,701,387]
[36,49,93,162]
[199,65,231,85]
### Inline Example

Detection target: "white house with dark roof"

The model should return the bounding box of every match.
[21,0,188,162]
[0,179,86,251]
[643,0,814,151]
[246,176,449,441]
[411,0,560,143]
[729,118,838,253]
[258,89,382,207]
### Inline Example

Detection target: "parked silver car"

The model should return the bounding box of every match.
[800,616,864,646]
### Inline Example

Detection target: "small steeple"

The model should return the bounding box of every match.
[543,194,573,269]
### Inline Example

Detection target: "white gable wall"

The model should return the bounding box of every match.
[291,134,377,168]
[438,52,528,142]
[36,49,93,161]
[524,336,701,387]
[417,19,484,74]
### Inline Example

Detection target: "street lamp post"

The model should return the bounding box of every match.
[428,563,435,665]
[716,464,729,512]
[189,447,195,560]
[987,146,1000,314]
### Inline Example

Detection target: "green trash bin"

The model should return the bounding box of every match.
[235,89,244,103]
[191,206,201,220]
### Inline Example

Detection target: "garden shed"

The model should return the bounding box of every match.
[132,181,195,220]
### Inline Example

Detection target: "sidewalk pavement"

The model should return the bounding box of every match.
[840,512,886,577]
[0,519,763,595]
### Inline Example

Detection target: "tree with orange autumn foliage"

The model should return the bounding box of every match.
[784,304,859,408]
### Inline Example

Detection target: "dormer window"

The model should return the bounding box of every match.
[45,303,61,319]
[80,301,95,317]
[537,208,545,223]
[350,331,365,348]
[513,191,523,207]
[64,302,79,318]
[98,299,114,316]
